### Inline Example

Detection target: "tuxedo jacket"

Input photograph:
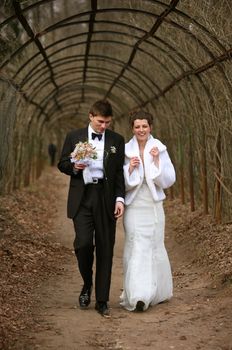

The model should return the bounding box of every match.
[57,127,125,220]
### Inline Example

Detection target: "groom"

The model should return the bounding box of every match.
[58,99,125,317]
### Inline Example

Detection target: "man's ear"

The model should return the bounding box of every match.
[89,113,94,122]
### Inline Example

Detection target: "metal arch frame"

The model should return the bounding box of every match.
[141,47,232,108]
[37,86,130,135]
[18,46,196,130]
[40,86,173,137]
[3,34,220,124]
[10,0,63,112]
[1,3,227,71]
[29,71,146,106]
[5,14,223,81]
[34,76,145,121]
[20,38,139,88]
[35,83,129,118]
[24,65,150,103]
[18,33,211,117]
[10,33,187,121]
[29,56,176,127]
[22,54,159,104]
[1,6,226,75]
[8,17,222,111]
[44,95,125,126]
[1,0,231,123]
[1,9,226,75]
[16,22,213,119]
[0,0,228,56]
[52,96,123,117]
[22,40,180,101]
[26,57,187,129]
[32,75,144,111]
[30,89,126,137]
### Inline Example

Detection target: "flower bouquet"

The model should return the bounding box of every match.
[70,141,98,165]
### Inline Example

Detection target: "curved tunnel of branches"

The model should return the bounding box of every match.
[0,0,231,222]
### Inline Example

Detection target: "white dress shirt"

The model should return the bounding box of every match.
[87,125,124,204]
[88,125,104,179]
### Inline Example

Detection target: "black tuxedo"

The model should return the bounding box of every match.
[58,127,125,219]
[58,126,125,301]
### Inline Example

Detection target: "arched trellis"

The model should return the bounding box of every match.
[0,0,231,222]
[2,4,231,113]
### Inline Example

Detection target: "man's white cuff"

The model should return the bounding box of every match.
[116,197,124,204]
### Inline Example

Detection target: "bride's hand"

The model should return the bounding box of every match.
[150,147,159,167]
[129,156,140,174]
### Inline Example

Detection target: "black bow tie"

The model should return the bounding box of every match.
[92,132,102,141]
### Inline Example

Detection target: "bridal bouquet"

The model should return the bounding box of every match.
[70,141,98,165]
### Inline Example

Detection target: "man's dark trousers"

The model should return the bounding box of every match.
[73,182,116,302]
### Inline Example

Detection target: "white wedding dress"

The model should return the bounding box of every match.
[120,182,173,311]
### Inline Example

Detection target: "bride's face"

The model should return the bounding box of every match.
[132,119,151,142]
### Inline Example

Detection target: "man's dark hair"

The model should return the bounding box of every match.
[89,99,113,117]
[129,110,153,127]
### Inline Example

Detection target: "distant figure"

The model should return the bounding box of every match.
[48,143,57,166]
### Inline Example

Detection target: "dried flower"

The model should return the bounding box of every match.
[70,141,97,164]
[110,146,116,153]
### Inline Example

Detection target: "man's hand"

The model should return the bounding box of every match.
[114,201,124,218]
[74,163,87,170]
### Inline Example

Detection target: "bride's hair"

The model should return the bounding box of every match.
[129,109,153,127]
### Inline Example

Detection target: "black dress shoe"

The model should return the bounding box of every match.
[79,286,92,308]
[95,301,110,317]
[135,300,145,312]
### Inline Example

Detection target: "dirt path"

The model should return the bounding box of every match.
[20,171,231,350]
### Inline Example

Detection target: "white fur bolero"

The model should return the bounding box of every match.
[124,135,176,206]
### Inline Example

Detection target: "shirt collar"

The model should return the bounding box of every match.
[88,124,105,142]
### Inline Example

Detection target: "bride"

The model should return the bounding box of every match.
[120,110,176,312]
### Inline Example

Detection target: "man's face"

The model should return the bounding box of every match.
[89,114,112,133]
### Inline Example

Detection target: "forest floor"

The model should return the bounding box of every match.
[0,167,231,350]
